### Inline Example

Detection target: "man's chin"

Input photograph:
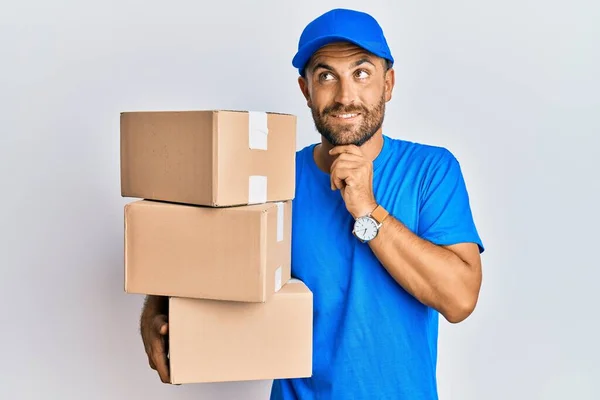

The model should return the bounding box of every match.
[324,133,364,147]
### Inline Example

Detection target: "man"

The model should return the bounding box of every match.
[139,8,484,400]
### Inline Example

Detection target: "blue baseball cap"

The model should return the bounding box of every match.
[292,8,394,75]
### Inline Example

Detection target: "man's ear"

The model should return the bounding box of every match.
[298,76,312,108]
[384,67,395,102]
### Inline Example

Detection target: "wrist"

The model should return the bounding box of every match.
[352,203,390,243]
[353,201,378,219]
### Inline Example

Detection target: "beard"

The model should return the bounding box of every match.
[310,92,386,147]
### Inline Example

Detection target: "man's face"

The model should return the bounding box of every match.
[299,42,394,147]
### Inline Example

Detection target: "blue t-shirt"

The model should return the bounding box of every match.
[270,134,484,400]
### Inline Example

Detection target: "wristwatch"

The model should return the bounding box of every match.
[352,204,389,243]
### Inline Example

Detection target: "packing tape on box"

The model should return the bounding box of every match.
[248,175,267,204]
[276,202,284,242]
[248,111,268,150]
[275,266,282,292]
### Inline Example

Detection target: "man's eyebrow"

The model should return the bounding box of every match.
[311,62,333,73]
[352,58,376,68]
[309,57,376,74]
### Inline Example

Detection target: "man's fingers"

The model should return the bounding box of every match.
[330,152,368,174]
[330,165,344,189]
[330,158,361,183]
[331,161,365,189]
[149,316,170,384]
[329,150,372,191]
[329,145,363,157]
[330,152,363,164]
[156,360,170,384]
[331,156,361,170]
[331,167,353,190]
[151,339,170,383]
[331,175,345,190]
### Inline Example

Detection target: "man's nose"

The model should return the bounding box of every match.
[333,77,358,106]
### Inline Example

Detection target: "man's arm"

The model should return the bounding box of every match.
[368,217,482,323]
[329,144,484,324]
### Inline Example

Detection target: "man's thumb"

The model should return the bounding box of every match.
[153,315,168,335]
[159,323,168,335]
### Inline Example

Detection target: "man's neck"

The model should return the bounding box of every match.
[314,132,384,174]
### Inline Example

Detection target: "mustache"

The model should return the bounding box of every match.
[322,103,367,115]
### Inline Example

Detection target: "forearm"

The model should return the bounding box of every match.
[369,216,481,323]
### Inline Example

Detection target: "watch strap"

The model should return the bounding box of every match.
[371,205,389,224]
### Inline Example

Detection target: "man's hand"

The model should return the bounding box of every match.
[329,145,377,218]
[140,295,170,383]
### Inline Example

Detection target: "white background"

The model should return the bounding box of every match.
[1,0,598,399]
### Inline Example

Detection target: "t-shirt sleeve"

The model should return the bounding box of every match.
[417,149,484,253]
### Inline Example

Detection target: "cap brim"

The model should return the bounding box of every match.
[292,34,392,73]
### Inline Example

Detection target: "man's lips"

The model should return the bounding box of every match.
[329,112,361,120]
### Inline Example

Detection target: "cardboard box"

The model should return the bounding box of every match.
[168,279,313,384]
[120,110,296,207]
[124,199,292,302]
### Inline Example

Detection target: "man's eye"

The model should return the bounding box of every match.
[355,70,369,79]
[320,72,334,81]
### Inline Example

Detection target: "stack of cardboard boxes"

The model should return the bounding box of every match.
[119,110,313,384]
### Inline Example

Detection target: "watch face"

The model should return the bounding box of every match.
[353,217,379,241]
